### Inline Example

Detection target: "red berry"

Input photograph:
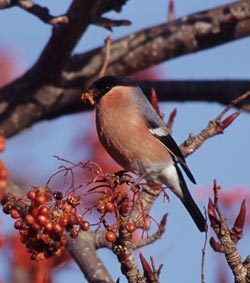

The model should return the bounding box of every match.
[27,190,36,200]
[3,202,12,214]
[105,202,115,213]
[70,230,79,238]
[105,231,117,242]
[80,220,90,231]
[59,216,68,227]
[44,221,53,231]
[97,201,105,213]
[10,209,21,219]
[37,215,48,225]
[25,214,35,225]
[32,221,41,231]
[14,219,23,230]
[35,195,46,205]
[38,205,50,216]
[53,223,64,234]
[31,207,39,217]
[126,222,136,233]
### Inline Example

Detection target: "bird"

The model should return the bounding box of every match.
[82,75,206,232]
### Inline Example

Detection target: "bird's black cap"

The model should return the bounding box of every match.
[88,76,138,100]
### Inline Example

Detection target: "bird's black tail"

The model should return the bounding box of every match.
[176,166,207,232]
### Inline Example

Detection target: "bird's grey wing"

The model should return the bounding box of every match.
[134,89,196,184]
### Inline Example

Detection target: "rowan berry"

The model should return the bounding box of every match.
[81,220,90,231]
[126,222,136,233]
[105,231,117,242]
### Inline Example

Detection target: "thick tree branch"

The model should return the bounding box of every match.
[66,231,114,283]
[63,0,250,81]
[0,0,250,139]
[0,79,249,138]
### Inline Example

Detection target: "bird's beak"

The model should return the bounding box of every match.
[81,90,96,106]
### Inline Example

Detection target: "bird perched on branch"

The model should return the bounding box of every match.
[82,75,206,232]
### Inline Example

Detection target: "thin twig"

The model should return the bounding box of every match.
[201,208,208,283]
[98,35,113,78]
[180,90,250,158]
[18,0,69,25]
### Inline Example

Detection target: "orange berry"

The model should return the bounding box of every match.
[62,203,72,213]
[105,231,117,242]
[10,209,21,219]
[3,202,12,214]
[14,219,23,230]
[53,223,64,234]
[44,221,53,231]
[35,195,46,205]
[37,187,46,195]
[59,216,68,227]
[70,230,78,238]
[25,214,35,225]
[32,221,41,231]
[37,215,48,225]
[76,214,83,224]
[27,190,36,200]
[126,222,136,233]
[31,207,39,217]
[80,220,90,231]
[38,205,50,216]
[105,202,115,213]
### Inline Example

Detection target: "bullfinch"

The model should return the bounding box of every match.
[82,75,206,232]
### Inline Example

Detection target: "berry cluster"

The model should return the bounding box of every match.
[3,187,90,261]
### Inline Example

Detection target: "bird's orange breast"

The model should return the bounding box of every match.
[95,89,170,174]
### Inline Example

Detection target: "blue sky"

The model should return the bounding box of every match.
[0,0,250,282]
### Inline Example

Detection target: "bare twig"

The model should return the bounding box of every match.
[180,91,250,158]
[98,35,113,79]
[17,0,69,25]
[167,0,174,22]
[201,208,208,283]
[208,181,250,283]
[91,17,131,30]
[0,0,69,25]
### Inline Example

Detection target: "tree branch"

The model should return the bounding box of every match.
[63,0,250,81]
[0,0,250,139]
[0,0,69,25]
